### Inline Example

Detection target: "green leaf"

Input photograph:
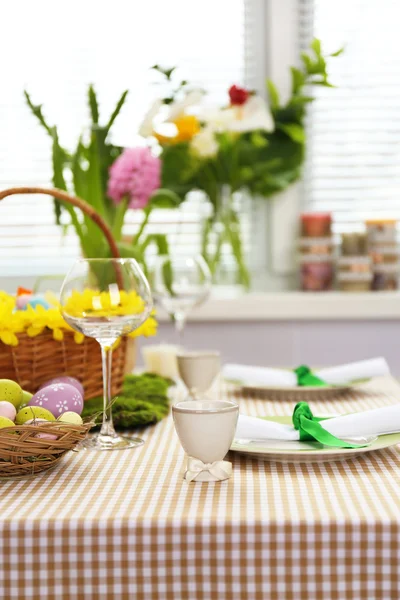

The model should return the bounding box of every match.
[112,197,129,242]
[290,67,305,95]
[301,51,314,73]
[278,123,306,143]
[250,131,268,148]
[330,47,345,57]
[105,90,129,134]
[115,242,144,262]
[24,90,53,136]
[88,84,100,124]
[266,79,280,109]
[310,38,322,56]
[86,129,106,217]
[146,188,182,210]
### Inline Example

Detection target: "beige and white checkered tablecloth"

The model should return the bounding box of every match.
[1,376,400,599]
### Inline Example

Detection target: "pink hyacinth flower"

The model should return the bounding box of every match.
[107,147,161,209]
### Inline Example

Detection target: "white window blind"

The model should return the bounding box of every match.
[0,0,254,278]
[301,0,400,233]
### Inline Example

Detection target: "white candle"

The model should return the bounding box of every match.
[142,344,182,379]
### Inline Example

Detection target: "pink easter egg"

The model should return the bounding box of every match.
[36,433,58,440]
[0,401,16,421]
[29,383,83,417]
[25,418,59,440]
[16,294,32,310]
[39,376,84,398]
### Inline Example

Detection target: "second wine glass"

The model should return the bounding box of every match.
[151,255,211,345]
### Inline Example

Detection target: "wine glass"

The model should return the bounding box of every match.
[151,254,211,345]
[60,258,153,451]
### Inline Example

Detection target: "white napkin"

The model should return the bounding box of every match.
[235,403,400,442]
[223,357,390,388]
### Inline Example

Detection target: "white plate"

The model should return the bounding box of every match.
[239,383,352,400]
[230,416,400,463]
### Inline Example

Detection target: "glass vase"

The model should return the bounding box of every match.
[202,185,250,293]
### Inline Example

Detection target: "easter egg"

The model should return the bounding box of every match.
[16,294,50,311]
[25,418,59,440]
[0,416,15,429]
[16,406,55,425]
[57,412,83,425]
[29,383,83,417]
[0,380,23,408]
[25,418,49,425]
[0,401,17,421]
[18,391,33,410]
[36,432,58,440]
[39,376,84,398]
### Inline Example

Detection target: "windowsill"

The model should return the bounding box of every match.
[156,291,400,322]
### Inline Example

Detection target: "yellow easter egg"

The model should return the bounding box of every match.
[57,412,83,425]
[18,390,33,410]
[16,406,55,425]
[0,416,15,429]
[0,380,23,408]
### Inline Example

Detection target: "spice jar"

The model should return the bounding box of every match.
[301,213,332,238]
[299,255,334,291]
[372,264,399,291]
[341,233,368,256]
[366,219,397,246]
[337,257,372,292]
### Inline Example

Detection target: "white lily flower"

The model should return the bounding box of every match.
[191,127,219,158]
[228,96,274,133]
[166,89,205,122]
[200,106,237,130]
[138,98,163,137]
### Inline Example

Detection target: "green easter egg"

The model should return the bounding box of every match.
[16,406,55,425]
[18,390,33,410]
[0,379,23,408]
[57,411,83,425]
[0,416,15,429]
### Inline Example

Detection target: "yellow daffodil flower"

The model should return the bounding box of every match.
[0,290,157,346]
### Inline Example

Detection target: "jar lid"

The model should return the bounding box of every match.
[338,256,371,266]
[337,272,373,282]
[369,246,400,256]
[366,219,397,225]
[301,213,332,222]
[373,264,400,274]
[298,237,335,247]
[298,254,334,264]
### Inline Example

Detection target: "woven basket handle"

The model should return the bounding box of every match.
[0,187,121,259]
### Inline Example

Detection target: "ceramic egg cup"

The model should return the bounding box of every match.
[172,399,239,483]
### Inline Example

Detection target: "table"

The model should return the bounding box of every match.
[1,377,400,599]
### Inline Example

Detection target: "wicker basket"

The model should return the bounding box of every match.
[0,421,92,478]
[0,186,135,400]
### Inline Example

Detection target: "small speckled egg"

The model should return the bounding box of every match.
[0,416,15,429]
[29,383,83,417]
[39,376,84,399]
[57,411,83,425]
[16,406,55,425]
[0,380,23,408]
[0,401,17,421]
[18,391,33,410]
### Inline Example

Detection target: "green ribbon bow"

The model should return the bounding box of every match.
[292,402,366,448]
[294,365,328,387]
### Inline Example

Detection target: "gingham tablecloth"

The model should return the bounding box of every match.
[1,376,400,600]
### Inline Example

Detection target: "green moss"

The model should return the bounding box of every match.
[82,372,173,429]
